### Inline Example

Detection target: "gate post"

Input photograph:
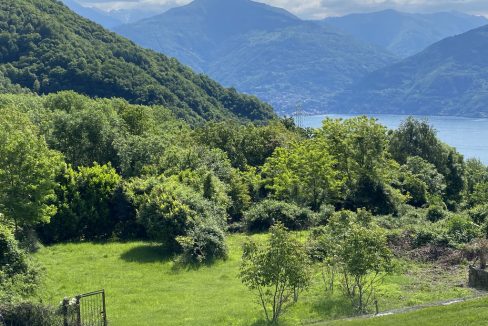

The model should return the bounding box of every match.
[62,297,69,326]
[102,290,107,326]
[76,296,81,326]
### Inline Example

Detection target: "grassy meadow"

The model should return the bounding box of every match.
[34,233,475,326]
[323,297,488,326]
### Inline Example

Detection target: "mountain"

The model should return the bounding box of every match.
[114,0,397,113]
[0,0,275,123]
[61,0,123,29]
[330,24,488,117]
[324,10,488,58]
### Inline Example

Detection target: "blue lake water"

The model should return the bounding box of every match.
[301,114,488,164]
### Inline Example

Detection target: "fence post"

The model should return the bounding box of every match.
[76,296,81,326]
[102,289,107,326]
[63,297,69,326]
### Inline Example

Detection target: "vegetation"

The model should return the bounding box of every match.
[240,223,311,323]
[33,235,474,326]
[0,90,487,324]
[324,297,488,326]
[0,0,275,123]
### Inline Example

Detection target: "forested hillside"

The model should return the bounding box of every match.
[115,0,396,113]
[324,10,487,58]
[331,24,488,117]
[0,0,275,123]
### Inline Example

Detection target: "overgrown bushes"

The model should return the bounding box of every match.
[0,302,61,326]
[243,199,318,232]
[0,225,39,303]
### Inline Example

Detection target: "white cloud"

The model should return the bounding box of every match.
[79,0,488,18]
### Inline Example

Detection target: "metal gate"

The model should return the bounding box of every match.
[63,290,107,326]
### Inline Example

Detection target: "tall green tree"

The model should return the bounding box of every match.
[263,139,343,210]
[0,107,62,230]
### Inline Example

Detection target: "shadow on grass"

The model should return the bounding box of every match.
[171,256,228,272]
[120,244,174,263]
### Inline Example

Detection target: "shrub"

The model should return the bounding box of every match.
[441,214,481,245]
[426,205,447,222]
[467,205,488,225]
[0,302,62,326]
[38,164,125,243]
[0,226,39,302]
[243,199,318,232]
[176,222,228,265]
[0,226,29,277]
[128,177,227,252]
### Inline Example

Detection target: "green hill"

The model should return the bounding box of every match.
[114,0,396,114]
[331,24,488,118]
[0,0,275,123]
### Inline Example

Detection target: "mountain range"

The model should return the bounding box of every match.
[330,24,488,118]
[0,0,275,123]
[61,0,123,29]
[324,10,488,58]
[5,0,488,118]
[114,0,397,113]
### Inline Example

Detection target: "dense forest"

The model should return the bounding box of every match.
[1,90,488,323]
[0,0,275,123]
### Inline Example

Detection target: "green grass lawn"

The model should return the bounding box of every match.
[323,297,488,326]
[34,233,475,325]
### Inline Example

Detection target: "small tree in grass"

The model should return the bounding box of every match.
[309,210,393,314]
[239,223,311,324]
[337,221,393,313]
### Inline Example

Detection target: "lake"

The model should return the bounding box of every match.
[300,114,488,164]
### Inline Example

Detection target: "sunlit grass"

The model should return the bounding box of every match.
[34,234,474,325]
[323,297,488,326]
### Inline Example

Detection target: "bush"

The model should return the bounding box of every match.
[243,200,318,232]
[426,205,447,222]
[346,176,402,216]
[176,223,228,265]
[0,302,61,326]
[467,205,488,225]
[0,226,29,277]
[38,164,126,243]
[0,226,39,302]
[128,177,227,252]
[316,204,336,226]
[441,214,481,245]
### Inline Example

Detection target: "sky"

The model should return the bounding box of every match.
[79,0,488,19]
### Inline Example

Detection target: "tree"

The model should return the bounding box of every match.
[389,117,444,167]
[240,223,311,323]
[318,117,401,213]
[39,163,123,242]
[0,107,62,230]
[338,222,393,313]
[310,210,393,314]
[262,139,343,210]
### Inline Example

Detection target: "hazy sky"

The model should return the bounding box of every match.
[80,0,488,19]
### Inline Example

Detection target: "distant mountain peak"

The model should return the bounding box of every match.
[324,10,488,57]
